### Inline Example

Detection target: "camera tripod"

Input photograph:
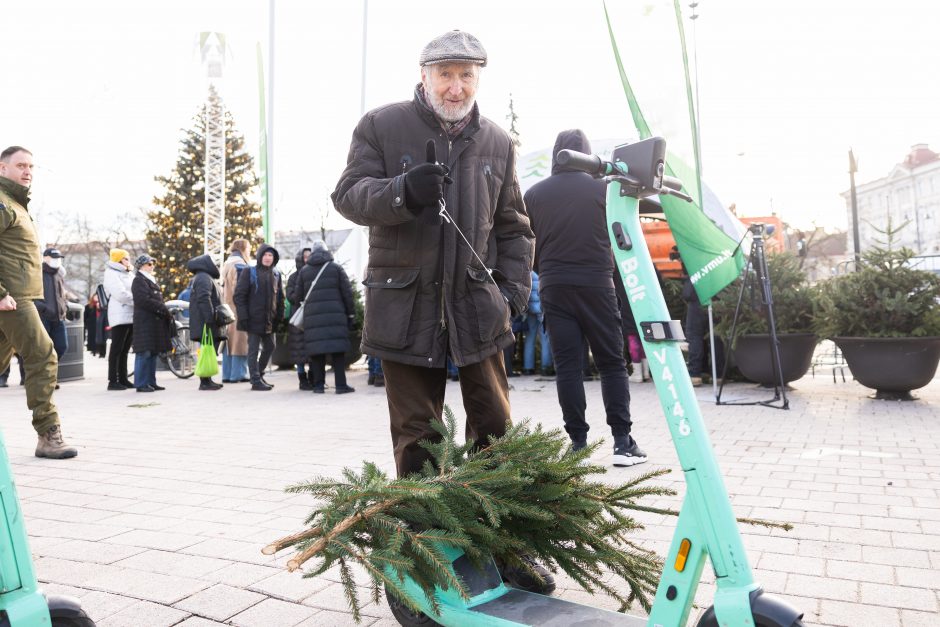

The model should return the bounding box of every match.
[715,223,789,409]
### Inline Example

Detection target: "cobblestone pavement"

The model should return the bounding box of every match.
[1,355,938,626]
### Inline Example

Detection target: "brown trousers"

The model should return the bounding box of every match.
[383,352,511,477]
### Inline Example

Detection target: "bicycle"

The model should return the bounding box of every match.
[161,300,195,379]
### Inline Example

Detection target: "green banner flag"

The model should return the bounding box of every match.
[603,1,744,305]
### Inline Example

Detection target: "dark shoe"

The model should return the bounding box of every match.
[251,382,272,391]
[335,384,356,394]
[151,384,165,391]
[199,381,224,391]
[496,553,556,595]
[35,425,78,459]
[118,380,134,389]
[522,369,535,376]
[136,386,155,393]
[222,378,233,383]
[0,378,8,388]
[54,384,60,390]
[612,437,648,467]
[298,372,313,391]
[570,439,587,453]
[107,382,126,391]
[372,374,385,387]
[312,385,325,394]
[367,374,375,385]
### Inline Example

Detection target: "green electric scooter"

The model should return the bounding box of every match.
[384,138,804,627]
[0,427,95,626]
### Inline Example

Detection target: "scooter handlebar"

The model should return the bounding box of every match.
[662,175,684,192]
[555,149,606,177]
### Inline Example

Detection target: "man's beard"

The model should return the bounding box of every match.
[427,91,475,123]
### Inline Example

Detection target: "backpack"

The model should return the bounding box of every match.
[95,283,109,309]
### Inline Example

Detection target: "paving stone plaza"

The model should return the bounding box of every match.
[1,356,938,626]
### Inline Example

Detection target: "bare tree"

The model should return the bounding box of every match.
[48,211,145,300]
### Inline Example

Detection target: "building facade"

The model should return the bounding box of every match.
[844,144,940,256]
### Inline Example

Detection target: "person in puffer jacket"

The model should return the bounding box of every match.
[103,248,135,391]
[233,244,284,391]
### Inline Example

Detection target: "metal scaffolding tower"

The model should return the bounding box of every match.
[200,32,226,260]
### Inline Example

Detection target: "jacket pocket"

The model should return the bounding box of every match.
[362,267,420,349]
[466,267,510,343]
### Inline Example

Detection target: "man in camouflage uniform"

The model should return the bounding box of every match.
[0,146,78,459]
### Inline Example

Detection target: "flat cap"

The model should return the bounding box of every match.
[419,30,487,67]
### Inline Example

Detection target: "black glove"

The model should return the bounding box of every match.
[404,162,451,212]
[236,319,248,332]
[404,140,453,219]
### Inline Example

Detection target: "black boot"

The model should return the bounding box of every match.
[298,371,313,391]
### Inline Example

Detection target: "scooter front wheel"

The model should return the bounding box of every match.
[697,590,804,627]
[384,587,442,627]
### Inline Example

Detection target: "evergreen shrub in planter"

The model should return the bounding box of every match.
[815,224,940,400]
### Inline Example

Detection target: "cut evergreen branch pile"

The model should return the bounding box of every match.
[265,407,677,621]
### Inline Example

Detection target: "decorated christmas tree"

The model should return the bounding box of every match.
[148,86,262,298]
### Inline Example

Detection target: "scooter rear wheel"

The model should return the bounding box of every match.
[384,587,442,626]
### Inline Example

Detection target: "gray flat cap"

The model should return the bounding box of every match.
[419,30,487,67]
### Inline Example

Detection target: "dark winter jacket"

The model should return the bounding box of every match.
[524,129,614,290]
[186,254,224,345]
[131,272,173,354]
[289,248,355,357]
[332,84,534,367]
[286,248,311,363]
[233,244,284,335]
[35,262,68,323]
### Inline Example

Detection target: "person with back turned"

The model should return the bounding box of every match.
[524,129,647,467]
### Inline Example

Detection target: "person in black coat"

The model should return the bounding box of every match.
[290,240,356,394]
[187,254,225,391]
[131,255,172,392]
[233,243,284,391]
[524,129,645,467]
[286,246,312,390]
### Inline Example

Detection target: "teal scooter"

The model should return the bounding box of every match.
[384,138,804,627]
[0,427,95,626]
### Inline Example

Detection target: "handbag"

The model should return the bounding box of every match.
[289,262,330,330]
[214,303,235,326]
[194,325,220,378]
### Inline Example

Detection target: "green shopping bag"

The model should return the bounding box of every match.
[194,324,219,378]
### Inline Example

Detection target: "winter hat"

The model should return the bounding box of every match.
[135,254,156,269]
[419,30,487,67]
[110,248,129,263]
[42,248,64,258]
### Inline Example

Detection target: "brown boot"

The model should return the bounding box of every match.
[36,425,78,459]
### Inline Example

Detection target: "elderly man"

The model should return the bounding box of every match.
[332,30,549,593]
[0,146,77,458]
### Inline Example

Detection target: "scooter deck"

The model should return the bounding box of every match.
[471,588,647,626]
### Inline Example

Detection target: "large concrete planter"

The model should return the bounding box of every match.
[834,336,940,400]
[732,333,818,386]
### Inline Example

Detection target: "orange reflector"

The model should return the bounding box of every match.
[674,538,692,572]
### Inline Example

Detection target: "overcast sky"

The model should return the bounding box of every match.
[5,0,939,244]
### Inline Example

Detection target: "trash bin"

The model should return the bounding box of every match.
[58,302,85,382]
